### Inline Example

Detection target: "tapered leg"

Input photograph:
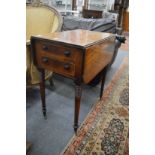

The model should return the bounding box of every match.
[74,82,82,133]
[100,66,108,99]
[39,69,47,119]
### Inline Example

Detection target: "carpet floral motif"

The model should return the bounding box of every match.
[119,88,129,106]
[101,119,124,155]
[62,57,129,155]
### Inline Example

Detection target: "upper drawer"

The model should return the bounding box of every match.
[35,40,81,61]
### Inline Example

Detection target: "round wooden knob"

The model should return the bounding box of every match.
[42,57,48,63]
[42,45,48,51]
[64,51,71,56]
[64,63,70,70]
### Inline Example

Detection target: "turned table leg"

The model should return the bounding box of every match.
[39,69,47,119]
[100,66,109,99]
[74,81,82,133]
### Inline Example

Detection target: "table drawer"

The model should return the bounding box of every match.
[36,41,79,61]
[39,56,75,77]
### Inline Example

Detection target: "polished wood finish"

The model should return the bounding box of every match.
[82,9,103,19]
[31,29,115,132]
[114,0,129,28]
[83,37,115,83]
[31,30,114,47]
[123,11,129,32]
[33,39,83,78]
[72,0,77,10]
[74,82,82,132]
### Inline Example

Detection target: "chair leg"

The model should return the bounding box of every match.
[49,76,55,89]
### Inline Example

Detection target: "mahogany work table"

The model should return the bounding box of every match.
[31,29,115,132]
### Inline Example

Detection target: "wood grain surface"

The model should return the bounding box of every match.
[31,29,115,131]
[31,29,115,48]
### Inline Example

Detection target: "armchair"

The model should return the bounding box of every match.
[26,3,63,85]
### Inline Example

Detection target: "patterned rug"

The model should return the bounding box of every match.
[61,57,129,155]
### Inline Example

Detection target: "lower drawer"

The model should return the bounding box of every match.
[39,56,75,77]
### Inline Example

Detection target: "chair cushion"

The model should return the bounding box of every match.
[26,5,62,41]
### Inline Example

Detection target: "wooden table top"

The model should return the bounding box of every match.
[32,29,115,48]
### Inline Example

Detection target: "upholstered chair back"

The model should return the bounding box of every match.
[26,4,63,85]
[26,4,63,43]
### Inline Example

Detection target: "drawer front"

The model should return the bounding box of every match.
[32,39,84,79]
[36,40,79,61]
[38,55,75,77]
